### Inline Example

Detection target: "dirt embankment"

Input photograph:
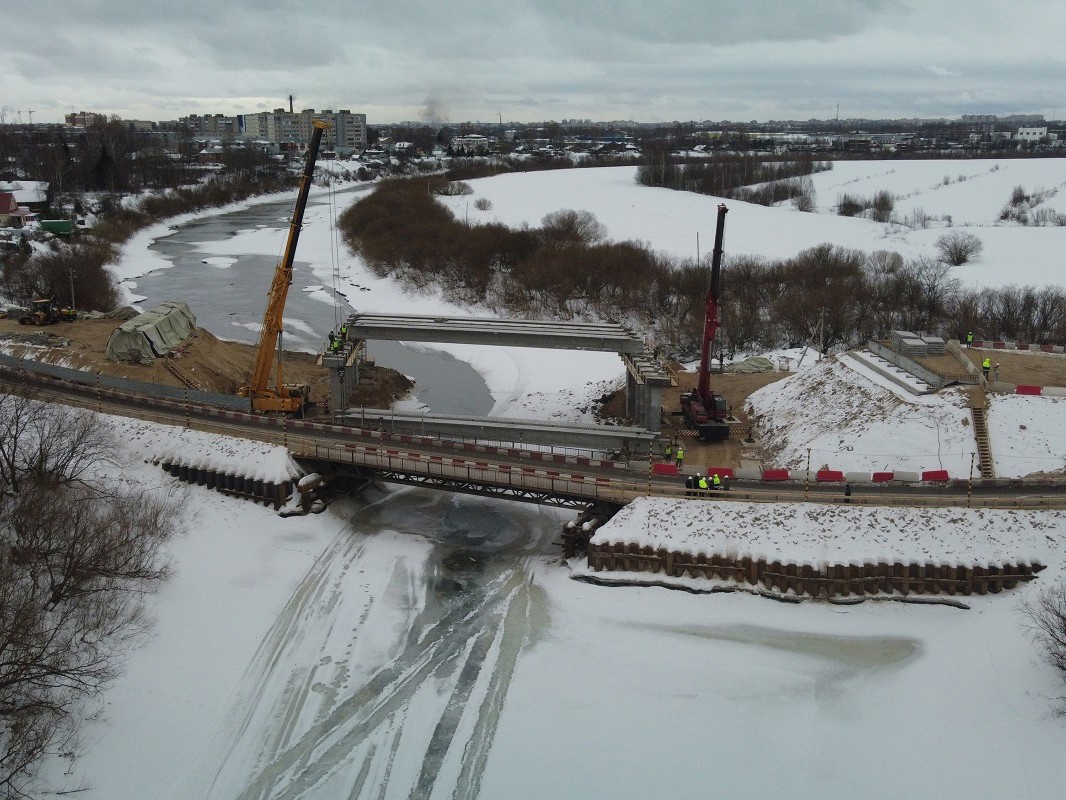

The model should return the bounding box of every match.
[0,317,412,414]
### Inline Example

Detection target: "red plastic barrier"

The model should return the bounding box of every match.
[1041,344,1055,353]
[871,471,895,482]
[816,470,845,482]
[1016,385,1042,395]
[651,463,678,476]
[993,341,1007,349]
[921,469,950,482]
[706,467,735,479]
[762,469,789,481]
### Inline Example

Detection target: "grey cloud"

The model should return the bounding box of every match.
[527,0,906,46]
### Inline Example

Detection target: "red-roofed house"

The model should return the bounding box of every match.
[0,192,35,228]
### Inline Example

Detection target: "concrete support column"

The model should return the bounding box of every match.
[323,344,360,415]
[645,385,664,432]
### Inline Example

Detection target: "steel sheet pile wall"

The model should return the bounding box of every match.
[587,542,1045,598]
[159,461,292,509]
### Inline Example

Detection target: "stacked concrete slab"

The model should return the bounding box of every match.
[921,335,946,355]
[889,330,928,357]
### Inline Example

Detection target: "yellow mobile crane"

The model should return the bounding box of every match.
[238,118,328,413]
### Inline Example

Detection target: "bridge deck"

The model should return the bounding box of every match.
[344,312,644,353]
[338,408,658,454]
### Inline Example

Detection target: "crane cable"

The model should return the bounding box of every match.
[325,152,343,333]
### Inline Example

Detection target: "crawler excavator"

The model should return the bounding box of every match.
[238,118,328,414]
[679,203,730,441]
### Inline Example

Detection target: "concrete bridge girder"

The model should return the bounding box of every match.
[332,312,670,443]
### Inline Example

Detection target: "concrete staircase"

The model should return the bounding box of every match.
[845,350,936,395]
[969,390,995,478]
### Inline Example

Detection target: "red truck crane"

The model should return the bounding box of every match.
[679,203,730,441]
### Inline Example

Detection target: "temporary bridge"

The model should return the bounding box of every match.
[327,312,673,435]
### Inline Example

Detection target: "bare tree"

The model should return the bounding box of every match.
[0,392,115,493]
[935,230,984,266]
[0,396,176,794]
[1023,581,1066,705]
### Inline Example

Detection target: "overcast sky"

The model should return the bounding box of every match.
[5,0,1065,126]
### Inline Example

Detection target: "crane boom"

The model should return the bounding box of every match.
[240,119,328,413]
[679,203,730,441]
[697,203,728,402]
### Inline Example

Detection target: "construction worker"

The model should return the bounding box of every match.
[993,363,1001,382]
[697,473,709,495]
[675,445,685,469]
[711,472,721,490]
[966,331,974,348]
[722,473,730,491]
[327,331,337,351]
[982,356,991,378]
[665,441,674,463]
[684,474,694,497]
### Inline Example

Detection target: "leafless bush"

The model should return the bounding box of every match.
[540,209,607,246]
[435,180,473,196]
[870,190,895,223]
[837,193,866,217]
[935,230,984,265]
[1,240,120,312]
[474,197,492,211]
[791,178,815,212]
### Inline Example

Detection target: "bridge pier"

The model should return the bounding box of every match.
[623,352,673,433]
[323,337,361,416]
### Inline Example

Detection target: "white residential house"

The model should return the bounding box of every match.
[1016,126,1051,142]
[452,134,490,154]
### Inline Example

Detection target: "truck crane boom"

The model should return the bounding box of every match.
[239,118,328,413]
[679,203,730,441]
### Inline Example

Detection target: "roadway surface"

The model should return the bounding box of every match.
[4,365,1066,511]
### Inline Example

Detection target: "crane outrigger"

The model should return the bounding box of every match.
[238,118,328,413]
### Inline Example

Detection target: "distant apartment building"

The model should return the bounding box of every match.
[180,114,241,138]
[962,113,1045,126]
[64,111,106,127]
[243,108,367,153]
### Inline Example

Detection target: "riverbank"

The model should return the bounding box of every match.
[0,316,412,411]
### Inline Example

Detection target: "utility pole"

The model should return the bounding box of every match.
[818,308,826,357]
[805,448,811,501]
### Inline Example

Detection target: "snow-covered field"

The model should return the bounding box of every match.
[39,160,1066,798]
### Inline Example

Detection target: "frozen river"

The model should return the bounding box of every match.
[133,191,495,416]
[130,194,564,798]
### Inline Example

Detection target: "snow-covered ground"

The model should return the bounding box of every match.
[38,160,1066,798]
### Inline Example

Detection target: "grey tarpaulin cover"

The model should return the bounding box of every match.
[729,356,776,373]
[105,301,196,364]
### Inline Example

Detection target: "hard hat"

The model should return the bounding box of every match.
[996,362,1000,366]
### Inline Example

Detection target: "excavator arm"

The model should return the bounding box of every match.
[240,119,328,412]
